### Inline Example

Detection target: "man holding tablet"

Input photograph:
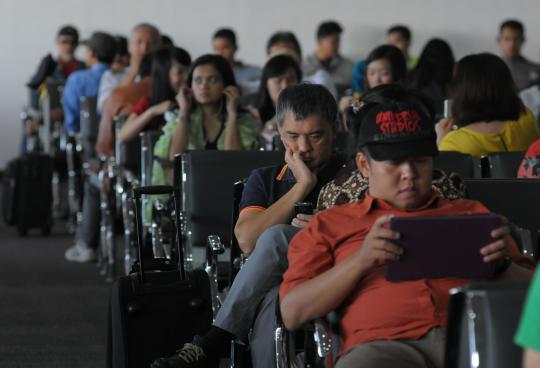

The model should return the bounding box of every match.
[279,84,535,368]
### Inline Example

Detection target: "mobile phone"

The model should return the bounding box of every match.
[443,99,452,118]
[294,202,314,216]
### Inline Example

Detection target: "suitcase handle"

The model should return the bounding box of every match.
[132,185,185,283]
[132,185,174,198]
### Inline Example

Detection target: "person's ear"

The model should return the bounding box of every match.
[356,151,370,178]
[277,123,289,148]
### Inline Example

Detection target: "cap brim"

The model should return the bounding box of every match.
[365,139,438,161]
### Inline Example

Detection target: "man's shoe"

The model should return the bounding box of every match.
[150,343,208,368]
[64,244,97,263]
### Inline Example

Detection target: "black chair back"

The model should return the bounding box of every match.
[229,179,246,284]
[45,79,64,110]
[79,96,100,161]
[481,151,525,178]
[445,281,529,368]
[434,152,482,178]
[464,178,540,259]
[140,131,161,186]
[114,115,142,176]
[181,151,284,250]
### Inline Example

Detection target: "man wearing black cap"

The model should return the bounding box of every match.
[63,31,116,263]
[63,31,116,135]
[279,85,534,367]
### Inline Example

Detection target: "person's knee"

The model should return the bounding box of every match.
[255,224,299,257]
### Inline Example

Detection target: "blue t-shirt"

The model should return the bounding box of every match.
[63,63,109,133]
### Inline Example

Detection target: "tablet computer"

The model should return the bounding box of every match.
[384,213,501,282]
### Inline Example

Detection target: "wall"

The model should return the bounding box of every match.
[1,0,540,168]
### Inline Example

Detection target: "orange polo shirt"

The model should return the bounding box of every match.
[280,193,535,355]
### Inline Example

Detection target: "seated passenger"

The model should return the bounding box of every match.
[498,19,540,91]
[351,24,416,94]
[249,54,302,149]
[63,32,116,135]
[387,24,417,69]
[117,46,192,144]
[304,20,353,97]
[406,38,455,117]
[280,85,535,368]
[266,31,337,98]
[151,54,260,186]
[95,52,153,157]
[97,23,161,112]
[212,28,262,96]
[339,44,407,120]
[151,84,347,368]
[24,25,85,150]
[63,32,117,263]
[27,24,85,110]
[436,53,539,156]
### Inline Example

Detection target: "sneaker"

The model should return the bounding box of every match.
[64,244,97,263]
[150,343,208,368]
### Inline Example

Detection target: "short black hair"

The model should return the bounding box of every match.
[276,84,337,130]
[57,25,79,43]
[161,34,174,47]
[317,21,343,39]
[114,36,128,57]
[266,31,302,58]
[213,28,237,47]
[86,32,117,64]
[500,19,525,36]
[387,25,411,42]
[450,53,524,127]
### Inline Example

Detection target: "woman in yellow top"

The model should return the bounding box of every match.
[436,53,539,157]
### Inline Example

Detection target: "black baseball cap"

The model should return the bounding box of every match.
[356,91,438,161]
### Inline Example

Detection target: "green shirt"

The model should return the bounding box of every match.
[151,106,260,186]
[515,269,540,351]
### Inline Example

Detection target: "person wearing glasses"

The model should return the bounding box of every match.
[151,54,260,186]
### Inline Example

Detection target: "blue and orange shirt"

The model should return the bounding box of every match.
[239,155,348,217]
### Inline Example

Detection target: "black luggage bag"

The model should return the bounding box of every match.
[108,185,213,368]
[2,153,53,235]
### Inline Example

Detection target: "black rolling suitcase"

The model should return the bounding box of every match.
[2,153,53,235]
[108,185,213,368]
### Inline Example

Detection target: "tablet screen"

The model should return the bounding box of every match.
[385,213,500,282]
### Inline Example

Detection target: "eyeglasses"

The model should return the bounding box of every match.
[192,75,222,86]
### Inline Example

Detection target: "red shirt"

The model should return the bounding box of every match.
[131,96,151,116]
[280,193,535,354]
[57,58,84,78]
